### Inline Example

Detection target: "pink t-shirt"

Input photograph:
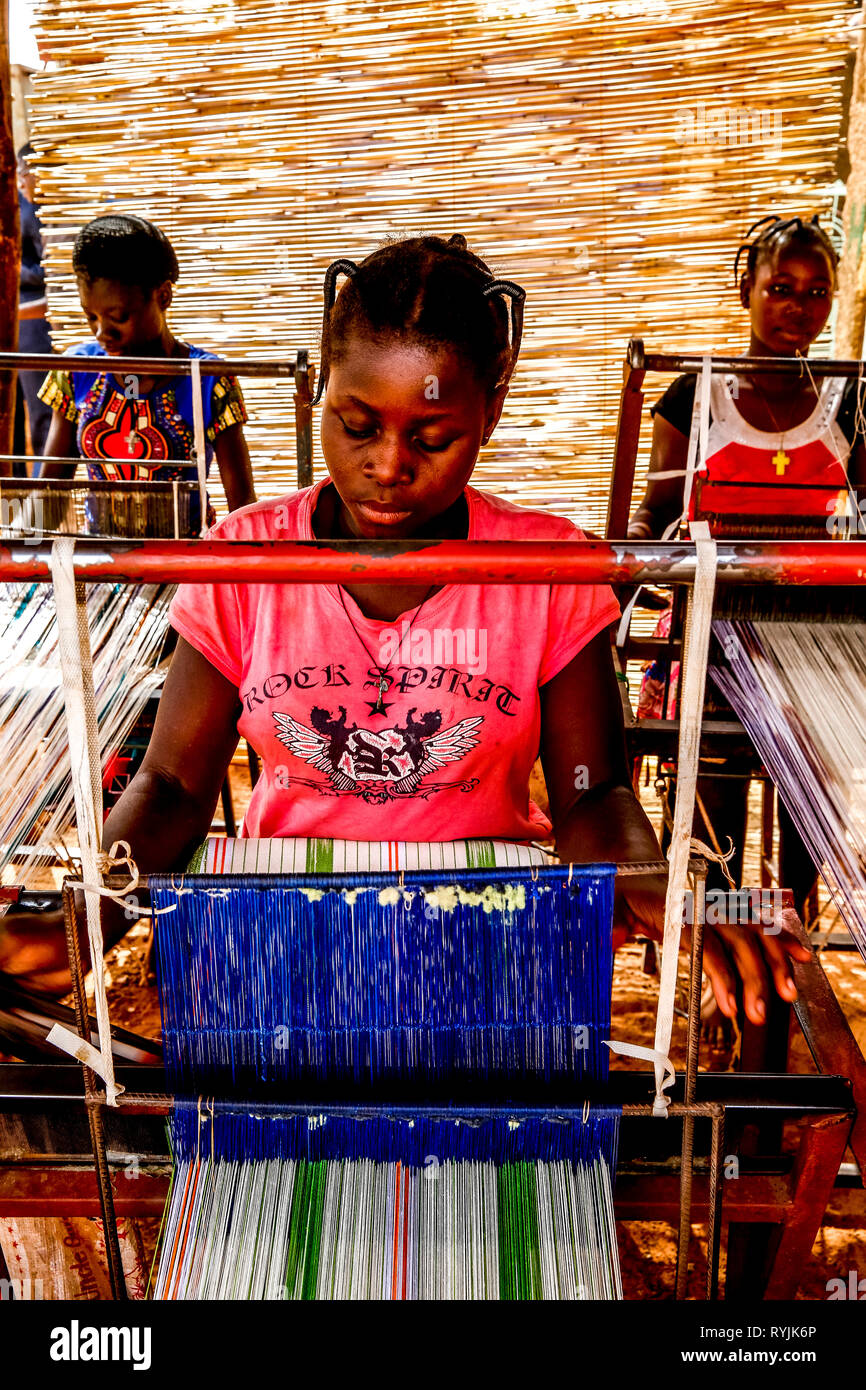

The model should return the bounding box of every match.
[169,482,620,842]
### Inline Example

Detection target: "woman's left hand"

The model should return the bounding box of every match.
[614,877,813,1027]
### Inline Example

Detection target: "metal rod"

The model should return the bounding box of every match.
[675,866,707,1299]
[62,882,127,1301]
[0,467,199,484]
[294,349,315,489]
[110,1091,728,1119]
[92,861,670,899]
[707,1112,725,1301]
[685,869,707,1107]
[2,537,865,586]
[0,351,300,377]
[636,348,866,378]
[7,1061,845,1112]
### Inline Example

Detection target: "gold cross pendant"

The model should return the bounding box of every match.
[772,449,790,476]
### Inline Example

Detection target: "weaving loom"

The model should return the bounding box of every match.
[1,336,863,1298]
[0,476,200,540]
[0,532,862,1300]
[148,860,622,1300]
[710,588,866,959]
[0,477,189,891]
[602,345,866,1290]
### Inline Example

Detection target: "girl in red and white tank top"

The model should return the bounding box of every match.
[630,214,865,541]
[628,215,865,921]
[669,368,852,525]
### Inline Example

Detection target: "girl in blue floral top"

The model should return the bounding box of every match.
[38,214,255,532]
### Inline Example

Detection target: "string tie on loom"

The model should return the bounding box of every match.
[74,840,177,917]
[687,835,736,889]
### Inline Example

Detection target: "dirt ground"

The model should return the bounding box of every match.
[16,748,866,1299]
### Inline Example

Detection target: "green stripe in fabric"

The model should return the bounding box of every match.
[497,1162,541,1301]
[301,1161,327,1300]
[523,1162,543,1300]
[515,1164,530,1301]
[185,840,207,873]
[284,1160,313,1298]
[305,838,334,873]
[465,839,497,869]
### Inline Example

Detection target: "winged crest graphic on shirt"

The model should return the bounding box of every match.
[273,706,483,800]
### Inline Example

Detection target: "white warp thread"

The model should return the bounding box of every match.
[190,356,208,537]
[650,520,717,1116]
[49,538,121,1104]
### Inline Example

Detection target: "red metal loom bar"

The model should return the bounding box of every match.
[1,538,865,586]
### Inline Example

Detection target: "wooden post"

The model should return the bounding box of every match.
[0,0,19,471]
[836,1,866,358]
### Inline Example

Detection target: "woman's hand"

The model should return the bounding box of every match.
[614,880,812,1027]
[540,635,814,1030]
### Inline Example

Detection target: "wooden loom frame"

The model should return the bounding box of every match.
[0,349,863,1302]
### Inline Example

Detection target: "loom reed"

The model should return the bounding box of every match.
[148,864,624,1299]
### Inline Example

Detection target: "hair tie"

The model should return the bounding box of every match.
[313,258,359,405]
[482,278,527,388]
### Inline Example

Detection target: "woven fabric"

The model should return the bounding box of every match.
[189,836,551,874]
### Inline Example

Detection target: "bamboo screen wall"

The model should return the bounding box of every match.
[27,0,857,530]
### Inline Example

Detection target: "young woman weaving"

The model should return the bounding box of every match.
[1,234,810,1028]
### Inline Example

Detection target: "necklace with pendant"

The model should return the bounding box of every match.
[336,585,436,719]
[748,375,813,478]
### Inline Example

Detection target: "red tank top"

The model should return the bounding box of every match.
[688,374,851,523]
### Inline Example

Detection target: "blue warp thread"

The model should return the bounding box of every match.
[167,1100,622,1168]
[151,866,620,1166]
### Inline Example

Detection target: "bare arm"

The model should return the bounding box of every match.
[0,638,242,992]
[214,424,256,513]
[102,636,241,867]
[627,413,688,540]
[540,629,660,868]
[37,412,77,478]
[540,630,810,1025]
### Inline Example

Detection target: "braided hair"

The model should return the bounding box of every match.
[313,234,525,405]
[734,214,838,289]
[73,214,179,291]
